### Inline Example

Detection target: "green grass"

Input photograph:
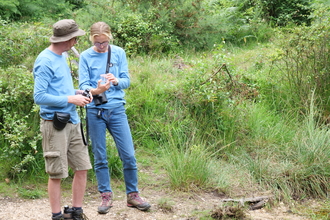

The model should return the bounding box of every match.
[0,182,15,197]
[17,187,46,199]
[295,200,330,220]
[161,143,214,191]
[157,197,175,213]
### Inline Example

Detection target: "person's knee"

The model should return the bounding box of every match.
[74,170,88,176]
[123,155,137,169]
[94,158,109,167]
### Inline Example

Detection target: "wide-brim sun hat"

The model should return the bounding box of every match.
[50,19,85,43]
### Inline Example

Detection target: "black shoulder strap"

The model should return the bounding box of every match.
[106,45,112,73]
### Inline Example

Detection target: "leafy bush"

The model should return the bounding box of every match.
[0,0,83,21]
[75,2,179,55]
[0,21,50,69]
[75,0,273,54]
[178,48,259,145]
[115,12,179,55]
[0,66,43,180]
[270,7,330,116]
[235,0,312,26]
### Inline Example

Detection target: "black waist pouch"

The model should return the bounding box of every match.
[53,112,71,130]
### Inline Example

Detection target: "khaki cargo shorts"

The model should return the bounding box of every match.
[40,120,92,179]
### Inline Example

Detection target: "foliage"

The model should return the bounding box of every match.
[229,94,330,200]
[0,0,19,20]
[0,66,43,180]
[17,187,46,199]
[74,1,179,55]
[270,6,330,117]
[161,143,215,191]
[0,0,314,53]
[74,0,274,54]
[157,197,175,213]
[0,0,84,21]
[115,12,179,55]
[67,0,86,10]
[125,56,181,149]
[178,47,259,145]
[230,0,312,26]
[301,200,330,219]
[0,21,50,69]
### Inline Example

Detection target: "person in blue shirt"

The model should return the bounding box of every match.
[33,19,92,220]
[79,21,151,214]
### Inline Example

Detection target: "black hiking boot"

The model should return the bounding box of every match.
[52,214,64,220]
[63,206,89,220]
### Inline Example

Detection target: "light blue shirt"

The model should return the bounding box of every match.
[79,45,130,109]
[33,48,80,123]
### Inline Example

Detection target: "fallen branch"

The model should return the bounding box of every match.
[249,199,269,210]
[221,196,272,210]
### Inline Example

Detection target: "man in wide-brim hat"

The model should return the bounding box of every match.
[33,19,92,220]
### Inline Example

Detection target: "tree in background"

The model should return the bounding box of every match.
[0,0,85,20]
[236,0,312,26]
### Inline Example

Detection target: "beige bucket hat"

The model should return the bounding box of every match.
[50,19,85,43]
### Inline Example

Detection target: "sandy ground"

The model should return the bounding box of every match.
[0,188,309,220]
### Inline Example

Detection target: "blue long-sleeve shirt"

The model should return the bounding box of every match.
[79,45,130,109]
[33,48,80,123]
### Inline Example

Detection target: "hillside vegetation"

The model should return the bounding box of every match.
[0,0,330,219]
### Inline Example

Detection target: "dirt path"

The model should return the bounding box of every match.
[0,187,309,220]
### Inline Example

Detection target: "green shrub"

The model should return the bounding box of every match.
[178,49,259,145]
[75,2,179,55]
[0,21,50,69]
[0,0,20,20]
[0,66,43,180]
[0,0,81,21]
[234,0,312,27]
[115,13,177,55]
[270,8,330,117]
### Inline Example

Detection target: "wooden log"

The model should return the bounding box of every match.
[221,196,271,203]
[221,196,272,209]
[249,198,268,210]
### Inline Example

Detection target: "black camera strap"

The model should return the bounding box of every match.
[80,107,89,146]
[106,45,112,73]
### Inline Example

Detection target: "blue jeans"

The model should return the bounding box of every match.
[87,105,138,194]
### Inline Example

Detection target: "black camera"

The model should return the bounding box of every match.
[93,92,108,106]
[81,88,91,98]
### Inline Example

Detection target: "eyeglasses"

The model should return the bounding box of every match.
[71,37,78,43]
[94,41,109,48]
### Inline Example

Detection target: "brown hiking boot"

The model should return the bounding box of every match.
[98,192,113,214]
[127,192,151,211]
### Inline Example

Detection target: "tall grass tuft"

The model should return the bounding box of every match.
[283,91,330,198]
[161,141,214,191]
[232,91,330,201]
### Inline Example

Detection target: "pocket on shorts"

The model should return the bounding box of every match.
[44,151,63,175]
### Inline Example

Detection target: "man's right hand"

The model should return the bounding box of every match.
[68,95,92,107]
